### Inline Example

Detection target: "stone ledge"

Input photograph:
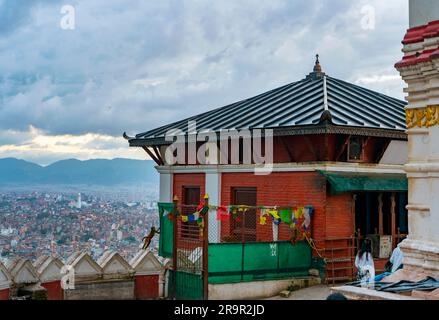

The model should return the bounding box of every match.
[209,277,321,300]
[330,286,421,300]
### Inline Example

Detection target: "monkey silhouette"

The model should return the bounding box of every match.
[142,226,160,250]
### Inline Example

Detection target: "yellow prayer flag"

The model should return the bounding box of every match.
[267,210,280,219]
[260,215,267,225]
[295,207,303,219]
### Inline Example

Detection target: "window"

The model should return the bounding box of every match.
[181,187,200,240]
[231,187,257,242]
[348,136,364,162]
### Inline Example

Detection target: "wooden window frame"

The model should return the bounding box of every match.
[181,186,201,240]
[231,187,257,242]
[347,136,366,163]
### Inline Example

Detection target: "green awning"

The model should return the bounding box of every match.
[318,170,408,194]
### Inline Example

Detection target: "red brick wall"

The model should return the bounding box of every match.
[134,275,160,300]
[220,172,329,242]
[173,173,205,202]
[173,173,205,249]
[41,280,63,300]
[0,288,9,300]
[171,171,357,279]
[322,193,355,280]
[326,193,354,239]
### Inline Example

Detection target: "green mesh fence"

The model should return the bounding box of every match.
[169,270,204,300]
[208,241,312,284]
[158,202,175,258]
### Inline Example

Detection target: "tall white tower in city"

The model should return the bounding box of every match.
[77,193,82,209]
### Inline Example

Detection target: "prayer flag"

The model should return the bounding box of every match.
[217,206,229,221]
[280,209,293,224]
[267,210,280,219]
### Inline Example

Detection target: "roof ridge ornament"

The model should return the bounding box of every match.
[306,54,326,80]
[319,110,333,125]
[314,54,322,73]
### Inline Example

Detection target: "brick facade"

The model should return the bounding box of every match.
[173,173,206,250]
[325,193,354,239]
[173,173,206,202]
[171,171,355,245]
[171,171,362,280]
[220,172,335,243]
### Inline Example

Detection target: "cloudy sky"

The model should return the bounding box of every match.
[0,0,409,165]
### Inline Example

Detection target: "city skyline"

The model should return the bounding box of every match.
[0,189,160,262]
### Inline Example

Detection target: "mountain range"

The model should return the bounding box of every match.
[0,158,159,186]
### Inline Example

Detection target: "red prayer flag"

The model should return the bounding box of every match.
[216,206,229,221]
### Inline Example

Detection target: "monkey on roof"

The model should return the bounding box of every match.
[142,226,160,250]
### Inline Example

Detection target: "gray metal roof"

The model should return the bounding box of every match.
[133,71,407,141]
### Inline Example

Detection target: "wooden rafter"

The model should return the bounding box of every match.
[378,193,384,236]
[336,135,351,161]
[375,139,391,163]
[152,146,165,165]
[142,146,162,165]
[322,134,328,161]
[280,136,295,162]
[303,136,318,160]
[362,136,372,148]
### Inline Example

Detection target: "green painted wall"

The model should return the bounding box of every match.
[208,241,312,284]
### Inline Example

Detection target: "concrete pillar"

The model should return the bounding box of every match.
[164,269,170,298]
[205,170,221,243]
[272,224,279,242]
[395,0,439,277]
[158,272,164,298]
[158,168,173,203]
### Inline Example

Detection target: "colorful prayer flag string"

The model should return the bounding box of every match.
[177,203,314,235]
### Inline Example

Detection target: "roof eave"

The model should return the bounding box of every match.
[128,124,408,147]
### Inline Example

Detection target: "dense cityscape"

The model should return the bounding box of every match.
[0,188,159,263]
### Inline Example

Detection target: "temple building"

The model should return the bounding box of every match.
[126,57,410,299]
